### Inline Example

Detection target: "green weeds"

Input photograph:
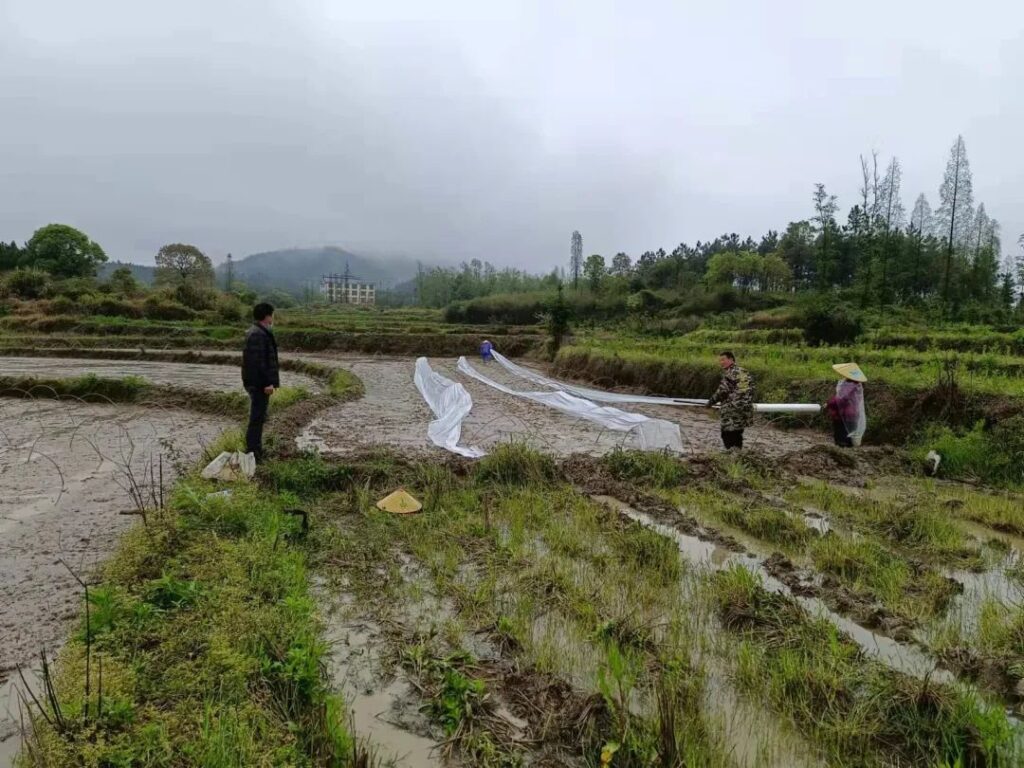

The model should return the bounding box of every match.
[474,442,556,486]
[20,474,352,766]
[601,448,686,489]
[787,480,981,567]
[712,565,1013,766]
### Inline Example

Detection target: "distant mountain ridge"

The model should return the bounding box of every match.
[218,246,421,296]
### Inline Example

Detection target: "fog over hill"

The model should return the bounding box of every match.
[218,247,423,296]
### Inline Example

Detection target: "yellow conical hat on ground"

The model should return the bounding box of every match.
[832,362,867,383]
[376,488,422,514]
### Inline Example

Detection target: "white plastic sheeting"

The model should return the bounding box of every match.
[490,350,821,415]
[457,357,684,452]
[490,350,706,405]
[413,357,485,458]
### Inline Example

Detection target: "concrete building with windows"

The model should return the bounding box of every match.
[320,273,376,305]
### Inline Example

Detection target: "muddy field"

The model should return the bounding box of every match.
[0,400,229,757]
[0,356,322,393]
[299,355,823,457]
[7,349,1022,766]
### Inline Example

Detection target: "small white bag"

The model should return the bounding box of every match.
[201,451,257,481]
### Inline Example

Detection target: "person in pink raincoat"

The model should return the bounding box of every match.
[827,362,867,447]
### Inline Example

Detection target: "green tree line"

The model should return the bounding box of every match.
[566,136,1022,323]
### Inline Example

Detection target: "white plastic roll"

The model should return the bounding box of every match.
[754,403,821,414]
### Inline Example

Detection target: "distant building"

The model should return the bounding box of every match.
[320,273,376,305]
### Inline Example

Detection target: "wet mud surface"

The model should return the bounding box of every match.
[0,356,321,393]
[0,400,228,755]
[299,355,824,457]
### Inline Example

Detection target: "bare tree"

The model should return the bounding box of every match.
[972,203,990,260]
[1017,234,1024,301]
[908,193,933,298]
[875,157,905,302]
[811,183,839,288]
[879,158,906,233]
[936,135,975,309]
[910,194,933,237]
[570,231,583,290]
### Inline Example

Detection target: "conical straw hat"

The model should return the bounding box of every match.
[376,488,422,514]
[832,362,867,383]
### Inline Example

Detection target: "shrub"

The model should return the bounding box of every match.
[143,295,197,321]
[626,289,664,315]
[914,416,1024,487]
[1,269,53,299]
[174,281,218,311]
[107,266,140,297]
[54,276,100,300]
[216,297,245,323]
[81,294,144,318]
[49,295,79,315]
[801,299,863,346]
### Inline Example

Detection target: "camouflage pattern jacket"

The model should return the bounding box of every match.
[709,365,755,431]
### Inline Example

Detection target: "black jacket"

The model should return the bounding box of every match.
[242,324,280,390]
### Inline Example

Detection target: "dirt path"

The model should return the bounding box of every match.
[0,356,321,393]
[298,354,823,457]
[0,400,229,755]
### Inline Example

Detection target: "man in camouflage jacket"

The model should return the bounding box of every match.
[707,351,754,449]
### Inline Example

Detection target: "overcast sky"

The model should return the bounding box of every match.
[1,0,1021,269]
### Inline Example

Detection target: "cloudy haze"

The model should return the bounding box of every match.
[1,0,1021,268]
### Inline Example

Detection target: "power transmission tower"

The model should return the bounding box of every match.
[570,231,583,290]
[225,253,234,292]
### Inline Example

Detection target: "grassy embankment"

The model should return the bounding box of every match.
[0,304,545,356]
[554,327,1024,485]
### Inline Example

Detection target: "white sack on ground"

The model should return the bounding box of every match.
[201,451,256,481]
[490,351,821,415]
[457,357,684,452]
[414,357,485,458]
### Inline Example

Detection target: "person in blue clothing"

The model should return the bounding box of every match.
[480,339,494,362]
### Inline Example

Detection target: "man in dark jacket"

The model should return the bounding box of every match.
[242,302,280,461]
[707,350,755,450]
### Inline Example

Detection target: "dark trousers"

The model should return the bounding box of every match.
[721,429,744,450]
[832,420,853,447]
[246,388,269,459]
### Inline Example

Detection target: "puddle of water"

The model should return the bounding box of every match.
[592,495,728,564]
[959,519,1024,555]
[799,507,831,534]
[350,680,443,767]
[703,665,822,768]
[314,570,451,767]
